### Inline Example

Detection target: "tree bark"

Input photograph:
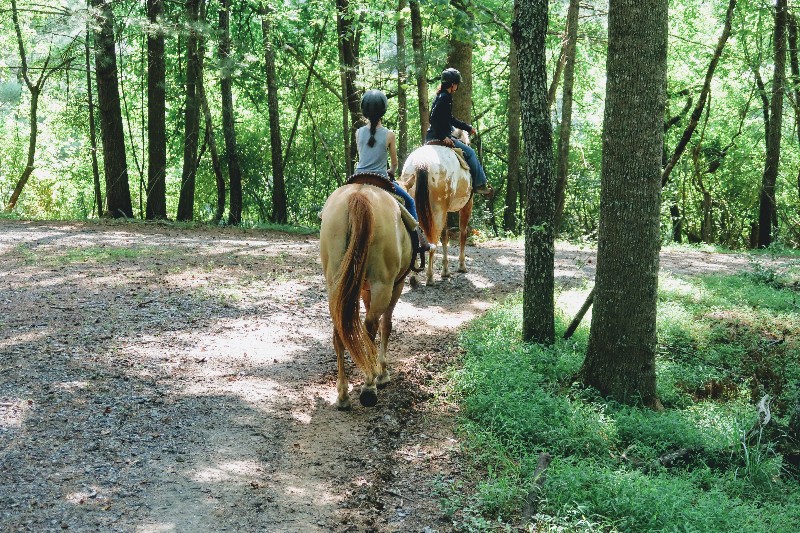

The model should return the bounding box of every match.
[553,0,580,230]
[516,0,555,345]
[146,0,167,220]
[220,0,243,225]
[396,0,409,162]
[176,0,202,221]
[788,14,800,200]
[447,0,473,125]
[579,0,667,408]
[758,0,787,248]
[503,32,521,233]
[261,5,287,224]
[409,0,429,142]
[92,0,133,218]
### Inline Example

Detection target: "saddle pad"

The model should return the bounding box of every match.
[346,172,395,193]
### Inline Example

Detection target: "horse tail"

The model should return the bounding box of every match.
[414,165,433,241]
[330,192,377,375]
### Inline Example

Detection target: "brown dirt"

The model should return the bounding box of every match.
[0,219,775,532]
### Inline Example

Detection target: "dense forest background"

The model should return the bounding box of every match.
[1,0,799,249]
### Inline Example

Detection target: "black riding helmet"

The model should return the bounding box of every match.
[360,89,388,119]
[441,68,462,85]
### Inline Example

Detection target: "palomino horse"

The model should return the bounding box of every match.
[319,184,413,409]
[400,144,473,286]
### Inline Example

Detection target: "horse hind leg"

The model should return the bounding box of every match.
[376,281,403,388]
[458,199,473,273]
[438,225,450,281]
[333,331,351,410]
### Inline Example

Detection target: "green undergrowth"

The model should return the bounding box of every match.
[444,264,800,531]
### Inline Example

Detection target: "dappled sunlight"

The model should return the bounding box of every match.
[191,460,264,484]
[0,397,31,429]
[135,523,175,533]
[557,288,594,317]
[0,328,51,351]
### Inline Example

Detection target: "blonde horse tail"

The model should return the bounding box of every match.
[414,165,433,241]
[330,192,377,375]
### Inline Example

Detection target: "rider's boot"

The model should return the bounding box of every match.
[415,227,432,252]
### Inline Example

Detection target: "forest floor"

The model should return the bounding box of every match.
[0,219,778,532]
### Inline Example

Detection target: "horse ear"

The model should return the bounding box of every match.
[452,128,470,145]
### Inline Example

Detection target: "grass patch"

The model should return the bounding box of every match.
[446,269,800,531]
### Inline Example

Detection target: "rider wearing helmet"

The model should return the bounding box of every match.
[355,89,431,252]
[426,68,493,197]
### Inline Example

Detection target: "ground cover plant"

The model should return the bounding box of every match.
[445,260,800,531]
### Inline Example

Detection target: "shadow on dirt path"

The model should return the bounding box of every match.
[0,220,775,532]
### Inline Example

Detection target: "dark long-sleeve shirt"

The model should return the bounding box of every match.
[425,90,472,141]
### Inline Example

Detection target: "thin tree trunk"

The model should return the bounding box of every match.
[396,0,409,162]
[220,0,243,225]
[758,0,787,247]
[146,0,167,220]
[553,0,579,230]
[176,0,202,221]
[503,34,521,233]
[409,0,429,142]
[516,0,555,344]
[261,4,287,223]
[788,15,800,200]
[198,80,225,224]
[85,12,102,217]
[580,0,668,409]
[335,0,362,177]
[92,0,133,218]
[661,0,737,188]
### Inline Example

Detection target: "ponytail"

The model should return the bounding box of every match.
[367,117,378,147]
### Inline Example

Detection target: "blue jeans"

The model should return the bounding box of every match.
[392,181,418,221]
[452,139,487,188]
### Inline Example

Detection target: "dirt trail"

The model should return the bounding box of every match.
[0,220,765,532]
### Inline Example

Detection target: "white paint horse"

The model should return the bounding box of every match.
[400,140,473,286]
[319,184,412,409]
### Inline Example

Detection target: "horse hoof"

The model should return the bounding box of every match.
[377,373,391,389]
[335,396,352,411]
[359,387,378,407]
[458,267,467,273]
[409,276,419,289]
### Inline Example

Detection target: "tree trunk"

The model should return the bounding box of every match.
[92,0,133,218]
[447,0,473,125]
[409,0,429,142]
[85,14,102,217]
[553,0,580,230]
[335,0,362,177]
[661,0,736,188]
[516,0,555,345]
[758,0,787,248]
[146,0,167,220]
[579,0,668,408]
[788,14,800,201]
[220,0,243,225]
[396,0,409,162]
[503,33,521,233]
[176,0,202,221]
[262,5,287,224]
[198,79,225,224]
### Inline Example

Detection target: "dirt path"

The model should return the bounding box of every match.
[0,220,768,532]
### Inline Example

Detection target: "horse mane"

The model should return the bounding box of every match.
[330,192,377,374]
[413,165,433,242]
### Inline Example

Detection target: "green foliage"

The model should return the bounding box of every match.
[446,265,800,531]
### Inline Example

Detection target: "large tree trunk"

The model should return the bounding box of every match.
[176,0,202,221]
[92,0,133,218]
[503,33,521,233]
[335,0,362,177]
[447,0,473,125]
[220,0,243,225]
[262,5,287,224]
[396,0,409,162]
[146,0,167,220]
[409,0,429,142]
[516,0,554,344]
[553,0,580,230]
[758,0,787,248]
[579,0,668,408]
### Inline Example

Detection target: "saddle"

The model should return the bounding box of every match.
[347,172,427,274]
[423,140,470,171]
